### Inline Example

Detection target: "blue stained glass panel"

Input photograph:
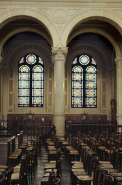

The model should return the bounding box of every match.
[32,97,43,105]
[86,74,96,81]
[19,81,30,88]
[72,81,82,88]
[32,81,41,88]
[85,98,96,107]
[72,66,83,72]
[19,97,29,105]
[32,89,43,96]
[72,89,82,96]
[72,97,83,107]
[19,89,29,96]
[19,73,29,81]
[72,73,82,81]
[33,65,43,72]
[32,81,43,89]
[86,66,96,73]
[86,89,96,97]
[33,73,43,81]
[19,65,30,73]
[86,81,96,88]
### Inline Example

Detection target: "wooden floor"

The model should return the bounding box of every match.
[0,136,72,185]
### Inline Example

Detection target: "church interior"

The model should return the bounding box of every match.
[0,0,122,184]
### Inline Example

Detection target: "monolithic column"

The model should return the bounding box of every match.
[52,47,68,136]
[115,56,122,132]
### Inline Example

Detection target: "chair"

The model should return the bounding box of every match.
[4,168,13,185]
[103,174,114,185]
[41,171,55,185]
[0,177,5,185]
[59,132,67,141]
[61,134,71,147]
[48,144,58,161]
[116,152,122,172]
[10,158,25,185]
[53,177,60,185]
[93,165,103,185]
[7,139,22,167]
[25,150,35,183]
[99,148,119,172]
[73,151,93,185]
[117,183,122,185]
[98,168,108,185]
[66,137,80,162]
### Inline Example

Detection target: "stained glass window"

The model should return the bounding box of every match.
[72,66,83,107]
[72,54,97,108]
[18,53,44,107]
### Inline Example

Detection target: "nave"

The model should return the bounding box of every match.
[0,134,72,185]
[0,131,122,185]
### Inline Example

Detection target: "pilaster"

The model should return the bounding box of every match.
[115,57,122,132]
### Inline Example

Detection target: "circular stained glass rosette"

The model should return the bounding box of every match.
[79,55,90,65]
[26,54,36,65]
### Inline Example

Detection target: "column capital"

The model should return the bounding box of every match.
[115,56,122,68]
[52,47,68,63]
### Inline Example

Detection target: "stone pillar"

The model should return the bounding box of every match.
[0,51,3,69]
[115,57,122,132]
[52,47,68,136]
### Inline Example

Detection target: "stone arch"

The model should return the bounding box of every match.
[61,9,122,55]
[67,27,120,56]
[0,27,53,49]
[6,40,52,66]
[0,7,59,47]
[67,43,108,67]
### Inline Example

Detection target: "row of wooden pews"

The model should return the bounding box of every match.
[41,133,63,185]
[0,133,42,185]
[66,131,122,185]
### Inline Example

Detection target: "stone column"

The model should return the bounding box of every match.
[0,51,3,69]
[115,56,122,132]
[52,47,68,136]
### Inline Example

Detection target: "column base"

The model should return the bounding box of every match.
[52,115,65,137]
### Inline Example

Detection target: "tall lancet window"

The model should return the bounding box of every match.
[18,54,44,107]
[71,54,97,108]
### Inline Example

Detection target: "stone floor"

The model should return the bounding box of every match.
[30,145,72,185]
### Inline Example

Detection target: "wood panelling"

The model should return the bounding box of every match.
[65,114,107,123]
